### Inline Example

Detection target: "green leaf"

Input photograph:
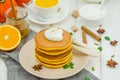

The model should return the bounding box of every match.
[91,66,95,71]
[97,46,103,52]
[69,62,74,69]
[63,64,69,69]
[84,76,90,80]
[63,62,74,69]
[104,36,110,41]
[69,65,74,69]
[69,32,73,36]
[69,62,74,66]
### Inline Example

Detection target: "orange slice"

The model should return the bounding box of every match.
[0,25,21,51]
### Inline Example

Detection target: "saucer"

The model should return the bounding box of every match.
[27,3,69,24]
[79,4,107,20]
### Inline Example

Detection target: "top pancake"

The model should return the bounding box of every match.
[34,29,72,50]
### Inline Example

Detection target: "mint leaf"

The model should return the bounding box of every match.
[63,62,74,69]
[69,62,74,69]
[69,32,73,36]
[84,76,90,80]
[97,46,103,52]
[104,36,110,41]
[69,65,74,69]
[69,62,74,66]
[63,64,69,69]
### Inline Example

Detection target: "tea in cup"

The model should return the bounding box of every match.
[33,0,59,19]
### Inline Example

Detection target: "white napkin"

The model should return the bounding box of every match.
[0,58,7,80]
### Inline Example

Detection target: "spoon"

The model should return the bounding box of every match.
[100,0,106,8]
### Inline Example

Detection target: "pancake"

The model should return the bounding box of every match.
[35,48,72,60]
[34,29,72,50]
[35,51,72,62]
[35,54,72,68]
[35,43,72,55]
[35,52,72,65]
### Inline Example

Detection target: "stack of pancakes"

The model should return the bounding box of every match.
[34,29,72,68]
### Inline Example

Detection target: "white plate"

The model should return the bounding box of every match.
[19,39,88,79]
[79,4,107,20]
[27,3,69,25]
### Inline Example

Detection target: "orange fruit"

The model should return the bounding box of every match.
[0,25,21,51]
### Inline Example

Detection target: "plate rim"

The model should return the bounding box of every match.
[27,3,69,25]
[19,39,88,79]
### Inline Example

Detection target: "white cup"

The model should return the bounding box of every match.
[32,0,60,19]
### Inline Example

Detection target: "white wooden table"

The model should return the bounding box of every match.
[0,0,120,80]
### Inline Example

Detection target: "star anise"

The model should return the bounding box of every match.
[110,40,118,46]
[107,59,118,68]
[32,64,42,71]
[97,28,105,34]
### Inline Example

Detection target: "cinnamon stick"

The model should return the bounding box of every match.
[82,30,87,44]
[81,26,101,41]
[10,0,17,19]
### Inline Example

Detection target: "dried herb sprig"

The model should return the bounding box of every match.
[91,66,95,71]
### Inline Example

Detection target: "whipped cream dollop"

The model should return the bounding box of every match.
[44,28,63,41]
